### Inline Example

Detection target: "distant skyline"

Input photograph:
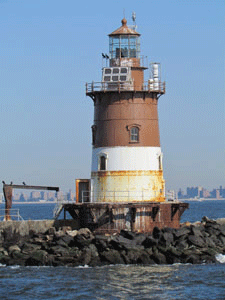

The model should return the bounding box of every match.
[0,0,224,192]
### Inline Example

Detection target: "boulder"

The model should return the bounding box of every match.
[73,234,92,249]
[25,250,49,266]
[188,235,206,248]
[68,247,82,258]
[124,249,154,265]
[8,245,21,256]
[190,225,204,238]
[45,227,56,236]
[142,236,158,248]
[120,230,137,240]
[158,232,174,248]
[94,235,110,252]
[110,235,138,251]
[133,234,147,245]
[50,245,70,256]
[174,227,190,239]
[100,249,124,265]
[0,247,8,256]
[184,254,201,264]
[218,234,225,246]
[175,239,189,251]
[77,228,94,240]
[151,247,167,264]
[66,230,78,238]
[152,227,161,240]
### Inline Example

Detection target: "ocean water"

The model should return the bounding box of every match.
[0,200,225,299]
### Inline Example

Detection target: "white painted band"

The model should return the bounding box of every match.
[91,146,163,172]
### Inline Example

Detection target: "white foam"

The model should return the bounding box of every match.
[10,265,20,269]
[77,265,90,268]
[215,253,225,263]
[0,263,6,267]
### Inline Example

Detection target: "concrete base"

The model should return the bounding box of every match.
[61,201,189,234]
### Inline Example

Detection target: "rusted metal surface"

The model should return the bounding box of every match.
[108,18,140,37]
[60,202,189,234]
[3,185,13,221]
[91,92,161,148]
[2,183,59,221]
[91,170,165,203]
[75,179,90,203]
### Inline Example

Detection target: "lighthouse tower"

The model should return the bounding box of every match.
[86,18,166,203]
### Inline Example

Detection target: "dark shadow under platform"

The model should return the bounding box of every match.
[57,201,189,234]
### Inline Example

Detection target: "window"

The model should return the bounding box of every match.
[127,124,141,143]
[91,125,96,145]
[100,156,106,171]
[130,127,139,142]
[158,155,162,170]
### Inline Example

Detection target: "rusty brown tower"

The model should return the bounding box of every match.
[86,18,166,203]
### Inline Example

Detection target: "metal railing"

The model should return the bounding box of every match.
[0,209,24,221]
[53,194,74,218]
[86,81,165,94]
[81,190,163,203]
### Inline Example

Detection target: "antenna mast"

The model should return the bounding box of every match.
[132,11,137,31]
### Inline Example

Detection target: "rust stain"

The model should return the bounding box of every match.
[92,170,164,177]
[91,170,165,203]
[61,202,189,234]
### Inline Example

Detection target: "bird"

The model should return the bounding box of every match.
[105,54,109,59]
[2,181,5,185]
[23,182,26,185]
[102,53,106,58]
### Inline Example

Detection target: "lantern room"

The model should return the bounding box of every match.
[109,18,141,68]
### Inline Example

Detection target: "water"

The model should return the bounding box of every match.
[0,200,225,299]
[1,200,225,222]
[0,264,225,299]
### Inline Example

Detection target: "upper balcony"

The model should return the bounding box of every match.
[86,80,166,95]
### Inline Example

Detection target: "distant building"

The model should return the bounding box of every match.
[186,187,198,198]
[30,191,41,201]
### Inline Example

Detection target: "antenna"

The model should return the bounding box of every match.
[123,9,126,19]
[131,11,137,31]
[132,11,136,24]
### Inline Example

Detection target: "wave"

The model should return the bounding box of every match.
[215,254,225,263]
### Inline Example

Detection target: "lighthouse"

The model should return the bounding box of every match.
[86,18,166,203]
[68,17,188,233]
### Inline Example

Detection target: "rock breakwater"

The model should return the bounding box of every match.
[0,217,225,267]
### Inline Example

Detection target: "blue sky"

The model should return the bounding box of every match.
[0,0,224,193]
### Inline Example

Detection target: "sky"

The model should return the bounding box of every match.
[0,0,224,194]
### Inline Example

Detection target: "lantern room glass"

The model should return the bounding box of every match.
[109,35,140,59]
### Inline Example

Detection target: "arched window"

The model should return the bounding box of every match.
[130,127,139,142]
[98,153,107,171]
[127,124,141,143]
[100,156,106,171]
